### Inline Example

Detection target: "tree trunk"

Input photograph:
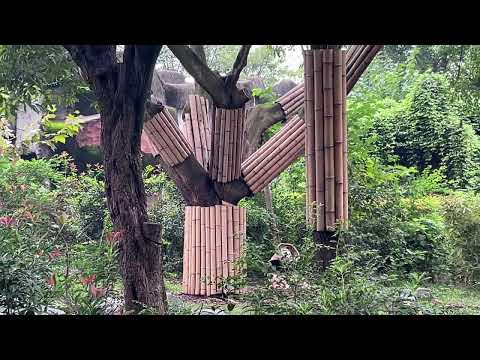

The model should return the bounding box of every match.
[313,231,337,270]
[102,102,167,314]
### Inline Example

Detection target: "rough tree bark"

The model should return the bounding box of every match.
[64,45,167,314]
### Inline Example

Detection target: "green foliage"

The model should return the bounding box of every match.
[0,45,86,117]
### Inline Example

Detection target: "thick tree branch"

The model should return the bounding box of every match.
[225,45,252,90]
[168,45,226,104]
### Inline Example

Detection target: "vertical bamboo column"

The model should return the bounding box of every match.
[313,50,326,232]
[323,49,336,231]
[304,50,316,225]
[333,49,344,223]
[189,207,195,294]
[342,51,349,223]
[233,206,240,277]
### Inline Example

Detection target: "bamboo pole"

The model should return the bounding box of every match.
[189,207,195,294]
[183,207,189,293]
[229,110,236,181]
[237,109,245,178]
[205,206,211,296]
[304,50,315,226]
[346,45,365,74]
[217,109,226,181]
[215,205,222,293]
[323,49,336,230]
[185,113,195,153]
[227,205,234,279]
[193,207,200,295]
[209,107,219,180]
[195,96,208,169]
[221,205,228,285]
[209,206,216,295]
[200,97,211,163]
[245,123,305,186]
[222,110,231,183]
[334,49,345,223]
[342,51,349,223]
[233,206,240,277]
[313,49,326,232]
[200,207,206,295]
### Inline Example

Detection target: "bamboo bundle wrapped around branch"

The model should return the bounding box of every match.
[144,109,193,167]
[208,107,245,183]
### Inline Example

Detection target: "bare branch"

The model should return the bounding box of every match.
[225,45,252,89]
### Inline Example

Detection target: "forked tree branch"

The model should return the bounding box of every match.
[225,45,252,90]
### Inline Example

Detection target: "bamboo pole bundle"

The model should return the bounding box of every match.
[342,51,349,223]
[249,135,305,193]
[346,45,372,80]
[209,207,216,294]
[243,121,305,187]
[347,45,383,93]
[242,117,301,172]
[333,49,345,223]
[194,207,201,295]
[304,50,315,225]
[277,83,305,108]
[231,109,238,182]
[346,45,365,75]
[205,206,211,296]
[145,120,183,166]
[242,116,303,176]
[313,49,325,232]
[160,110,194,155]
[322,49,336,231]
[215,205,222,292]
[182,204,247,296]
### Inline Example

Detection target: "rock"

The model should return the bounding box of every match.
[414,287,433,299]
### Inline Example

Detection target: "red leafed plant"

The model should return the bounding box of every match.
[89,284,107,299]
[48,248,61,260]
[0,216,15,228]
[106,230,124,245]
[80,274,97,286]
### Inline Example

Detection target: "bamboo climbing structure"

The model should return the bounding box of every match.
[145,45,382,297]
[305,48,347,231]
[182,204,247,296]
